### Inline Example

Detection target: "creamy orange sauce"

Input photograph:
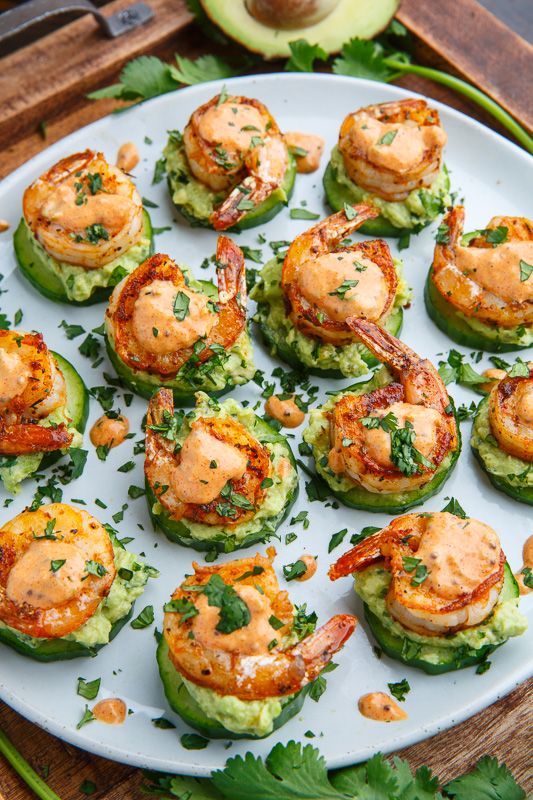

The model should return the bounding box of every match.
[171,426,247,504]
[480,367,506,394]
[456,241,533,304]
[6,540,86,609]
[283,132,325,173]
[0,349,29,406]
[297,251,387,323]
[516,382,533,425]
[360,402,440,469]
[191,585,275,654]
[415,514,501,601]
[296,554,317,582]
[350,115,446,172]
[0,219,10,233]
[90,414,129,449]
[41,181,134,237]
[264,396,305,428]
[358,692,407,722]
[116,142,139,173]
[198,101,267,152]
[92,698,127,725]
[132,280,215,353]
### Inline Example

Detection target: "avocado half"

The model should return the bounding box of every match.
[198,0,399,59]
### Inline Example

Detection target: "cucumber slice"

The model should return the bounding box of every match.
[304,372,461,513]
[363,564,519,674]
[425,269,531,352]
[0,606,134,662]
[147,413,298,552]
[471,396,533,506]
[156,637,309,739]
[14,209,154,306]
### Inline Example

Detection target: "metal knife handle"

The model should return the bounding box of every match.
[0,0,154,44]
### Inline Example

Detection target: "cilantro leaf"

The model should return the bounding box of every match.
[441,497,467,518]
[89,56,176,101]
[388,678,410,702]
[519,259,533,282]
[212,742,341,800]
[333,38,396,82]
[285,39,328,72]
[171,54,237,85]
[443,755,525,800]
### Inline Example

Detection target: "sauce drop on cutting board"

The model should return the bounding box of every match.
[264,396,305,428]
[358,692,407,722]
[92,698,127,725]
[90,414,129,449]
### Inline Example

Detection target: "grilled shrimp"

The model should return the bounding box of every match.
[338,99,447,202]
[281,203,399,345]
[23,150,144,269]
[328,320,458,493]
[432,206,533,328]
[164,550,357,700]
[0,503,115,638]
[329,512,505,636]
[0,330,72,456]
[107,237,246,376]
[145,389,272,527]
[183,93,289,230]
[488,366,533,461]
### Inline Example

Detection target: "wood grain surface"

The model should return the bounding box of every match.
[0,0,532,797]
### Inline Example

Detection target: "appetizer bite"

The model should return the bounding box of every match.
[15,150,153,304]
[145,389,298,552]
[471,363,533,504]
[0,503,155,660]
[105,237,254,403]
[163,91,296,231]
[251,204,410,377]
[0,330,87,494]
[426,206,533,351]
[329,511,527,674]
[323,99,450,237]
[158,550,356,738]
[303,321,460,513]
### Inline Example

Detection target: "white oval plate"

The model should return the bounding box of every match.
[0,73,531,776]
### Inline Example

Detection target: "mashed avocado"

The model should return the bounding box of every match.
[105,269,255,395]
[356,564,527,666]
[456,311,533,348]
[471,397,533,488]
[16,217,152,303]
[0,540,153,650]
[328,145,450,231]
[182,676,288,737]
[251,257,411,377]
[0,405,82,494]
[150,392,298,547]
[164,132,294,229]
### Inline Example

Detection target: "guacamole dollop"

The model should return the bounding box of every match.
[356,565,527,666]
[150,392,298,546]
[17,217,152,303]
[329,145,451,230]
[251,257,411,377]
[457,310,533,348]
[471,396,533,487]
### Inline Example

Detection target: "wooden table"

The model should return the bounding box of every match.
[1,1,532,797]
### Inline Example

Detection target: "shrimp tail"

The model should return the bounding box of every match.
[293,614,357,682]
[0,422,72,455]
[328,532,385,581]
[303,203,380,253]
[145,388,175,458]
[346,318,419,372]
[216,235,247,309]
